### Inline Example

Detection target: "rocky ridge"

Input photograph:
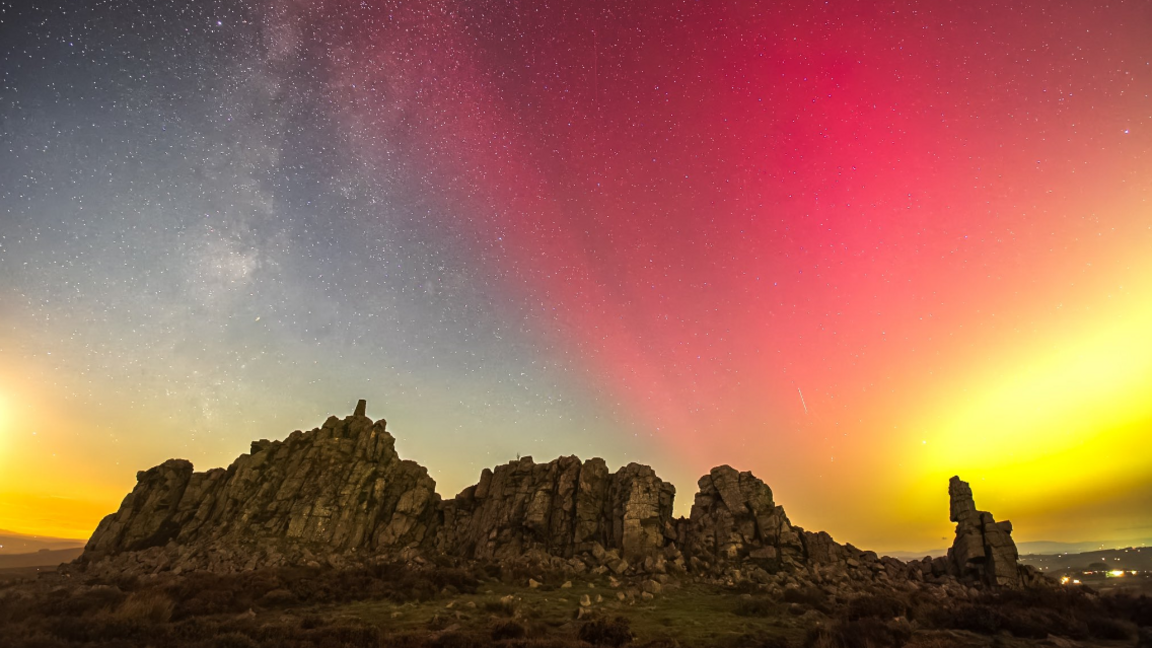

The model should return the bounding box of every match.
[82,403,440,573]
[78,402,1049,598]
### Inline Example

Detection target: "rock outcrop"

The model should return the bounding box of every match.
[81,403,441,572]
[78,401,1041,594]
[440,456,675,562]
[946,476,1022,587]
[681,466,805,567]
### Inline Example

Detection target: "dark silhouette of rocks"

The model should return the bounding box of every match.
[83,409,439,572]
[947,475,1023,587]
[78,402,1046,595]
[679,466,805,567]
[440,456,675,562]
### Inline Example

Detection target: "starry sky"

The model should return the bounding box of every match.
[1,0,1150,552]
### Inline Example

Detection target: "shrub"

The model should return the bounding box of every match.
[114,590,175,624]
[49,612,163,643]
[928,594,1110,641]
[168,573,253,618]
[492,620,527,641]
[633,638,683,648]
[996,607,1063,639]
[382,632,428,648]
[577,616,633,648]
[5,632,71,648]
[483,599,518,617]
[170,616,221,641]
[803,618,910,648]
[310,622,382,647]
[429,630,481,648]
[0,592,36,626]
[728,633,789,648]
[1086,616,1132,641]
[257,587,298,607]
[934,604,1000,635]
[734,597,775,617]
[301,614,328,630]
[846,594,907,621]
[45,585,127,617]
[114,573,142,592]
[1104,592,1152,627]
[979,586,1100,621]
[214,631,261,648]
[783,587,830,613]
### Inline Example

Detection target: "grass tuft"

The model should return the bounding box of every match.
[577,616,633,647]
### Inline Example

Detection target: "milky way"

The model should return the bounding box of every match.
[1,0,1150,549]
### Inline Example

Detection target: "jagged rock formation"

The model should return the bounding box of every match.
[78,402,1041,595]
[82,402,440,572]
[680,466,805,566]
[439,456,675,562]
[946,476,1022,587]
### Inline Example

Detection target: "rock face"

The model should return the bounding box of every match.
[82,407,441,571]
[439,456,675,561]
[79,402,1040,593]
[946,476,1022,587]
[681,466,805,567]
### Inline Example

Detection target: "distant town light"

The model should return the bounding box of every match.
[1108,570,1125,577]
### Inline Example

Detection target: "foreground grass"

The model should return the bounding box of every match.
[0,562,1147,647]
[335,576,805,646]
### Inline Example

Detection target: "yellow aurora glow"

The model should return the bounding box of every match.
[897,274,1152,545]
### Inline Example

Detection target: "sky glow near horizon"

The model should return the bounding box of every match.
[0,0,1150,551]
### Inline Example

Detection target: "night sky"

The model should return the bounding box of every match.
[1,0,1150,552]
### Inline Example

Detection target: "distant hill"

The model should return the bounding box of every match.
[1019,546,1152,578]
[0,530,85,555]
[0,547,83,569]
[1017,539,1152,555]
[881,539,1152,562]
[882,548,948,561]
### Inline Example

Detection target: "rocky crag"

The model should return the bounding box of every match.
[78,401,1047,597]
[946,475,1023,587]
[439,456,675,563]
[82,402,440,573]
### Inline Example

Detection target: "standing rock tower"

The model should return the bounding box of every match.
[947,476,1022,587]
